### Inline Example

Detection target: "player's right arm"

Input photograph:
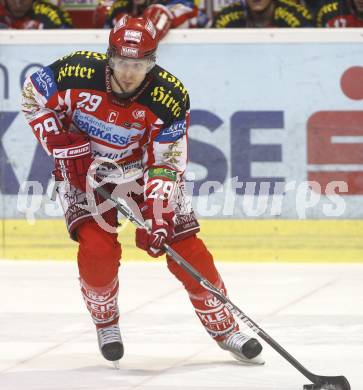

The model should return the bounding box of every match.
[21,63,65,154]
[21,58,92,191]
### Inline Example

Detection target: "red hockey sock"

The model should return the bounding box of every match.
[166,236,239,341]
[77,221,122,327]
[80,276,120,328]
[188,276,238,341]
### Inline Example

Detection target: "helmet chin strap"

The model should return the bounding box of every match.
[111,73,136,99]
[111,73,125,93]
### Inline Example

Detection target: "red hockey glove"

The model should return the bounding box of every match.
[136,199,174,258]
[143,4,173,41]
[47,132,93,193]
[135,173,176,258]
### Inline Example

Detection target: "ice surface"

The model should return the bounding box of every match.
[0,261,362,390]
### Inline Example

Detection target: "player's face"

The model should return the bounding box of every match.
[6,0,33,17]
[246,0,274,13]
[111,56,150,93]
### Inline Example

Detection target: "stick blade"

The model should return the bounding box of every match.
[303,375,350,390]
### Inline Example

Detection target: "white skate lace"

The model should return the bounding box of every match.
[97,325,121,347]
[221,332,250,352]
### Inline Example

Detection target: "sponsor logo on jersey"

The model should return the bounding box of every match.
[123,159,142,173]
[57,63,96,83]
[148,167,177,181]
[31,66,57,99]
[124,30,142,43]
[121,46,139,58]
[162,143,183,159]
[73,110,144,147]
[155,119,187,142]
[60,51,107,62]
[158,70,188,99]
[122,121,143,130]
[151,86,183,118]
[92,150,129,160]
[132,109,145,120]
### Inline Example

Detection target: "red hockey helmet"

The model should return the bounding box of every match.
[108,15,158,60]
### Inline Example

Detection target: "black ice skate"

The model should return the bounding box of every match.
[97,324,124,367]
[218,331,264,365]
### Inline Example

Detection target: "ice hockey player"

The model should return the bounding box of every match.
[21,15,264,366]
[0,0,72,29]
[212,0,313,28]
[315,0,363,27]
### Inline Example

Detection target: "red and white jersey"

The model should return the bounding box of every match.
[21,50,190,183]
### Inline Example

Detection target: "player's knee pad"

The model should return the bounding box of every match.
[77,221,122,287]
[166,235,219,295]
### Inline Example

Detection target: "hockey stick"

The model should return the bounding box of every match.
[92,182,350,390]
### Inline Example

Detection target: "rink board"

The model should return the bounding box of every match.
[1,219,362,262]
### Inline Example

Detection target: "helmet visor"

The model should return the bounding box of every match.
[109,54,155,74]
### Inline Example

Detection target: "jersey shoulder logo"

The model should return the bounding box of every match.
[150,86,184,118]
[30,66,57,100]
[155,119,187,142]
[143,67,189,121]
[52,51,107,91]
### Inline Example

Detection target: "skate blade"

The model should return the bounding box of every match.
[112,360,120,370]
[231,351,265,365]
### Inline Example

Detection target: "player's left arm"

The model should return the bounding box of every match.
[144,92,189,200]
[136,91,190,257]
